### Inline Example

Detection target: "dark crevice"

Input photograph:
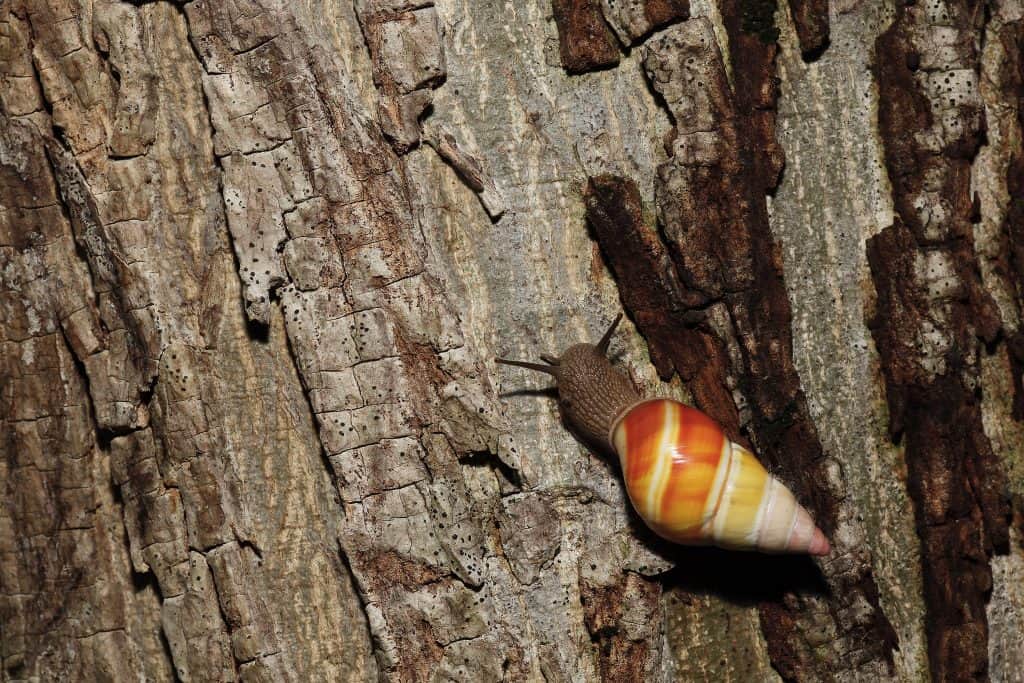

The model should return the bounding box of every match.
[237,537,264,562]
[739,0,780,44]
[244,317,271,342]
[785,0,831,60]
[458,449,522,490]
[800,35,830,63]
[654,546,829,604]
[994,17,1024,421]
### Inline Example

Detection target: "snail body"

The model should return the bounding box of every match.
[497,316,830,556]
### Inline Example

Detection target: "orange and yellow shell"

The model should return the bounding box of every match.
[611,398,830,555]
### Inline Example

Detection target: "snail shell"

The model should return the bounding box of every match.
[612,398,828,554]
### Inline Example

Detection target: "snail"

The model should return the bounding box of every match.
[496,315,830,556]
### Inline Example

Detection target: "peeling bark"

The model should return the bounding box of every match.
[872,2,1013,679]
[551,0,621,74]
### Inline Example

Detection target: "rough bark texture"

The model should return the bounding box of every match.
[551,0,621,74]
[2,0,1023,682]
[872,2,1012,679]
[785,0,829,57]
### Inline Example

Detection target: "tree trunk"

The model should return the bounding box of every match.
[1,0,1022,680]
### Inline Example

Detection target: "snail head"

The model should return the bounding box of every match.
[496,314,640,447]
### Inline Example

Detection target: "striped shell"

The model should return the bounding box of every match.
[611,398,830,555]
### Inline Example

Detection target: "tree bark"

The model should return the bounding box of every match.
[1,0,1022,681]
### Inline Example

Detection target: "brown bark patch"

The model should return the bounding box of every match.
[872,3,1012,678]
[867,222,1011,681]
[1006,146,1024,419]
[551,0,621,74]
[580,573,661,682]
[997,19,1024,419]
[584,174,741,435]
[643,0,690,28]
[720,0,784,187]
[357,548,447,593]
[786,0,830,58]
